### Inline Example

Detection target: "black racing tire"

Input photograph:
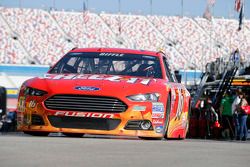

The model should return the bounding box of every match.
[185,100,192,139]
[138,136,161,140]
[138,94,171,140]
[163,94,171,139]
[23,131,50,136]
[62,133,84,138]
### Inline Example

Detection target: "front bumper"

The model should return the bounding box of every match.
[17,102,165,138]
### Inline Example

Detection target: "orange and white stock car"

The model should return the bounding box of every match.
[17,48,191,139]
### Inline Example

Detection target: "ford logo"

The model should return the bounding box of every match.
[75,86,100,91]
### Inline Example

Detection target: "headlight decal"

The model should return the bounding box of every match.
[126,93,160,102]
[24,87,47,96]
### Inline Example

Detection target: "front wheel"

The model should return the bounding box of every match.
[163,95,171,139]
[138,136,161,140]
[62,133,84,138]
[23,131,50,136]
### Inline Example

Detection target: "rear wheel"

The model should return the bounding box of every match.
[183,100,192,139]
[23,131,50,136]
[62,133,84,138]
[164,95,171,139]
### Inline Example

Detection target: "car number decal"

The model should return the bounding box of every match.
[41,74,152,85]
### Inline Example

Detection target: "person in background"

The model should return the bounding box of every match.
[204,97,219,138]
[232,89,241,140]
[220,91,234,140]
[230,48,240,67]
[6,111,17,132]
[235,92,248,141]
[0,114,9,132]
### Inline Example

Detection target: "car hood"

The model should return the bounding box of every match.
[25,74,166,96]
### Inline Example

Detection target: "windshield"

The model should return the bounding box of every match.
[49,52,163,78]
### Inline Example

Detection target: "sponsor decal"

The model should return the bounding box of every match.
[132,106,146,111]
[99,53,124,57]
[155,126,163,133]
[152,118,164,125]
[54,111,114,118]
[23,113,32,125]
[182,114,187,128]
[171,89,176,100]
[152,113,164,118]
[18,96,26,112]
[75,86,100,91]
[140,79,151,85]
[126,78,138,83]
[104,76,122,82]
[88,75,104,80]
[41,74,152,85]
[17,114,24,126]
[152,102,164,113]
[28,100,37,108]
[53,74,76,80]
[176,88,184,120]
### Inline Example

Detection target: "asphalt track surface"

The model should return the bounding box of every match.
[0,133,249,167]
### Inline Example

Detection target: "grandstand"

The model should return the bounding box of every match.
[0,7,250,70]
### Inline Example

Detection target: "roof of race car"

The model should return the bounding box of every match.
[69,48,162,57]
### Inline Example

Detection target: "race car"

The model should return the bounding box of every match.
[17,48,191,139]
